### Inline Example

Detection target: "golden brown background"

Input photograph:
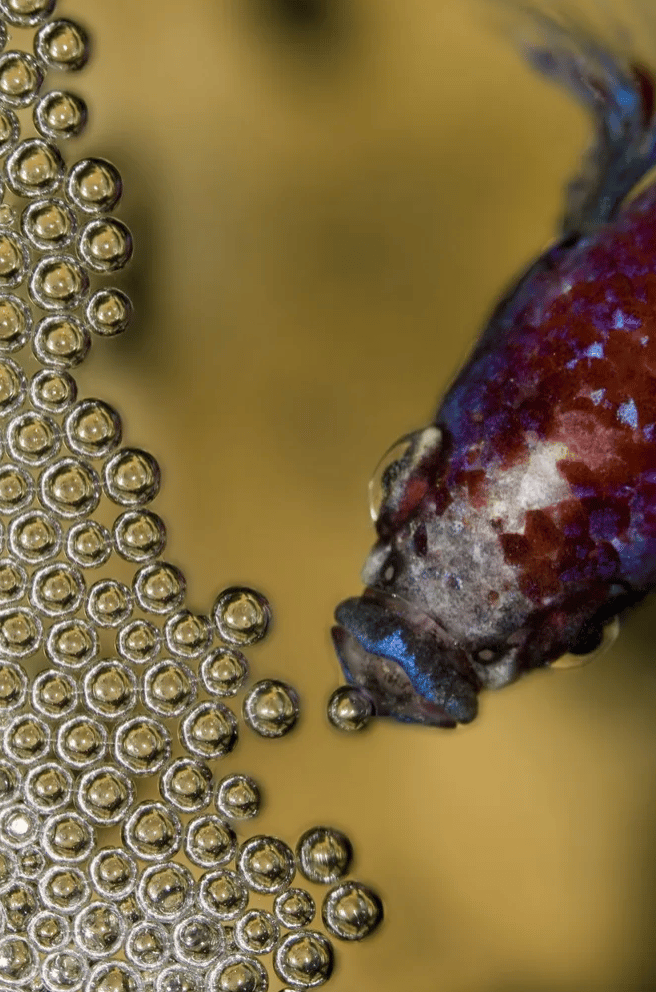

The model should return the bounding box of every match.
[57,0,656,988]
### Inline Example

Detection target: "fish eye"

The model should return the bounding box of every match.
[550,616,620,669]
[368,426,442,523]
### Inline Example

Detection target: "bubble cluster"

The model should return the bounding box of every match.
[0,7,382,992]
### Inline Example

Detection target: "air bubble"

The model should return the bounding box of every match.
[0,0,55,28]
[143,658,196,717]
[274,931,334,989]
[82,659,137,718]
[180,701,238,759]
[173,914,224,968]
[136,863,194,924]
[159,757,212,813]
[238,835,295,895]
[0,356,25,414]
[66,519,112,568]
[34,19,90,72]
[199,869,248,922]
[216,773,261,820]
[208,953,268,992]
[0,760,19,807]
[274,888,316,930]
[327,685,374,732]
[0,109,18,155]
[114,509,166,562]
[39,866,89,914]
[0,802,40,846]
[66,398,122,458]
[9,509,61,563]
[296,826,353,885]
[112,716,170,776]
[235,909,279,956]
[21,197,77,250]
[66,157,122,213]
[0,229,28,287]
[30,369,77,413]
[184,815,237,869]
[103,447,160,506]
[45,617,98,668]
[124,921,170,971]
[243,679,299,738]
[116,618,161,665]
[28,910,70,952]
[0,465,33,512]
[56,715,107,769]
[29,561,85,617]
[34,90,87,140]
[78,217,132,272]
[76,764,134,827]
[41,949,88,992]
[86,287,132,336]
[86,578,132,627]
[1,878,37,930]
[122,801,182,862]
[42,811,95,864]
[163,611,212,660]
[31,668,77,718]
[73,900,125,958]
[0,658,26,710]
[200,648,249,697]
[0,559,25,604]
[29,254,89,310]
[0,294,31,351]
[86,962,143,992]
[0,935,37,984]
[134,561,186,615]
[5,138,63,196]
[0,51,43,108]
[321,880,383,941]
[89,848,137,902]
[0,606,42,657]
[3,712,49,763]
[157,965,203,992]
[18,844,45,878]
[39,457,100,518]
[32,314,90,367]
[23,762,72,813]
[6,410,60,465]
[212,586,271,645]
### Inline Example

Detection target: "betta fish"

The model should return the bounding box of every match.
[332,5,656,727]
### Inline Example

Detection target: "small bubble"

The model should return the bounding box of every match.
[200,647,249,697]
[112,716,170,776]
[0,760,19,807]
[45,617,98,668]
[65,398,122,458]
[216,773,261,820]
[42,811,95,864]
[78,217,132,272]
[143,658,196,717]
[0,294,31,351]
[9,509,61,563]
[2,712,49,764]
[32,314,90,367]
[0,109,18,156]
[86,962,142,992]
[34,89,87,140]
[114,509,166,562]
[34,19,90,72]
[30,369,77,413]
[39,866,89,914]
[273,930,334,989]
[134,561,186,615]
[66,157,122,213]
[29,253,89,310]
[0,51,43,109]
[39,457,100,519]
[0,657,27,710]
[56,715,107,769]
[0,803,39,848]
[238,835,295,895]
[29,561,85,616]
[103,447,160,506]
[86,577,133,627]
[327,684,374,732]
[75,764,134,827]
[21,197,77,250]
[235,909,279,956]
[0,465,33,512]
[0,605,42,657]
[0,229,28,287]
[66,519,112,568]
[31,668,77,718]
[122,801,182,862]
[28,910,70,952]
[199,869,248,922]
[116,618,161,665]
[180,701,238,759]
[157,965,203,992]
[136,863,194,924]
[296,826,353,885]
[5,138,63,196]
[208,953,268,992]
[212,586,271,645]
[274,887,316,930]
[73,900,125,958]
[82,659,137,719]
[86,287,132,336]
[1,877,37,930]
[18,843,46,879]
[159,757,212,813]
[165,609,212,658]
[0,935,37,984]
[0,0,55,27]
[184,814,237,870]
[41,948,87,992]
[0,356,25,414]
[23,763,72,814]
[6,410,60,465]
[172,914,224,968]
[243,679,299,738]
[89,848,137,902]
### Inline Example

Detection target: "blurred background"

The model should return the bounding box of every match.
[56,0,656,988]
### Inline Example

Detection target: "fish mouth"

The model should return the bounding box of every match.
[332,588,480,728]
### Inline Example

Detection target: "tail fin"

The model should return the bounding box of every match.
[496,1,656,236]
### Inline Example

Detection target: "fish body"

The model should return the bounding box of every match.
[332,9,656,727]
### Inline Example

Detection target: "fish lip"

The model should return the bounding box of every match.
[332,586,480,728]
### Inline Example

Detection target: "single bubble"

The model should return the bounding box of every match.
[86,577,133,627]
[122,801,182,862]
[208,953,268,992]
[124,921,170,971]
[78,217,132,272]
[327,684,374,732]
[31,668,77,718]
[38,457,100,519]
[6,410,61,465]
[42,811,95,864]
[29,561,86,616]
[296,826,353,885]
[30,369,77,413]
[0,0,55,27]
[0,801,40,846]
[183,814,237,869]
[86,962,142,992]
[0,356,25,414]
[235,909,279,956]
[103,447,160,506]
[66,519,112,568]
[0,465,33,512]
[1,878,37,931]
[0,229,28,287]
[21,197,77,250]
[0,759,20,807]
[156,965,203,992]
[143,658,197,717]
[238,835,295,895]
[0,606,42,658]
[136,863,194,924]
[114,509,167,562]
[82,659,137,719]
[273,931,334,989]
[0,847,18,892]
[2,712,50,764]
[89,848,137,902]
[18,844,46,879]
[0,559,26,604]
[76,764,134,827]
[0,294,31,351]
[180,701,238,759]
[0,109,18,156]
[116,894,142,926]
[216,773,261,820]
[34,19,90,71]
[321,880,383,941]
[73,900,125,958]
[112,715,171,776]
[41,948,88,992]
[5,138,64,196]
[32,314,90,367]
[274,888,316,930]
[199,869,248,922]
[159,757,213,813]
[0,51,43,108]
[0,935,38,984]
[9,509,61,563]
[116,618,161,665]
[23,762,72,814]
[29,254,89,310]
[133,561,186,615]
[66,157,122,213]
[243,679,299,738]
[165,609,212,658]
[172,914,224,968]
[34,89,87,140]
[200,648,249,697]
[39,866,89,914]
[86,287,132,336]
[212,586,271,646]
[56,715,107,769]
[0,658,27,710]
[28,910,70,952]
[45,617,98,668]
